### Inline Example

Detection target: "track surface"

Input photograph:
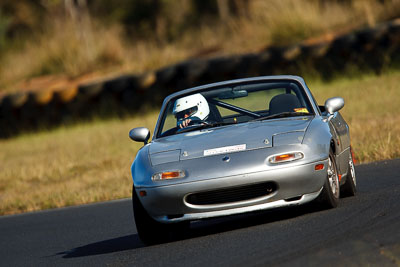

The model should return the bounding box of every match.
[1,159,400,267]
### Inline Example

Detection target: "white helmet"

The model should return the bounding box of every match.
[173,93,210,122]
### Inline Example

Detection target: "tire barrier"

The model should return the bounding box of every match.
[1,19,400,138]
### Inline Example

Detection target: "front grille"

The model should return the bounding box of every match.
[185,182,277,206]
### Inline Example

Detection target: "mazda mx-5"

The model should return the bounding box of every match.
[129,75,356,244]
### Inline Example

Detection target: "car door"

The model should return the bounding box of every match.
[329,112,350,175]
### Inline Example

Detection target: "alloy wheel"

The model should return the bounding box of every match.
[328,156,340,199]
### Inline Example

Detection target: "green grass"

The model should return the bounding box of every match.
[0,71,399,215]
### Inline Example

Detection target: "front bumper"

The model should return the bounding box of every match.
[135,159,328,223]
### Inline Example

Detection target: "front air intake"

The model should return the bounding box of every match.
[185,181,277,206]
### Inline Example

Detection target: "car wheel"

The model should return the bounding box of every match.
[340,149,357,197]
[317,151,340,208]
[132,186,187,245]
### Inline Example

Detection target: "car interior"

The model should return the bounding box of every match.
[158,81,314,137]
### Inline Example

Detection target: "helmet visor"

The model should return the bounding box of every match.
[175,106,198,120]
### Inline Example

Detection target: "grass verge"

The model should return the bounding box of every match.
[0,71,399,215]
[309,70,400,162]
[0,113,158,215]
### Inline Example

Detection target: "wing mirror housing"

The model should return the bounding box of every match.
[129,127,150,144]
[324,97,344,121]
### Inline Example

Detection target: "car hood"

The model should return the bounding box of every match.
[149,117,312,164]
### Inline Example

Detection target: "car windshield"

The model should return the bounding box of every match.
[157,80,314,138]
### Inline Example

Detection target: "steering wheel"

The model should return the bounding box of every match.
[176,120,210,134]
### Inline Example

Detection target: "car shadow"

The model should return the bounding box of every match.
[187,203,321,238]
[56,234,143,258]
[57,203,323,258]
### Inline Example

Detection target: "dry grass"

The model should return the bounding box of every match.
[0,20,126,92]
[2,0,400,94]
[0,112,158,215]
[309,70,400,163]
[0,70,399,215]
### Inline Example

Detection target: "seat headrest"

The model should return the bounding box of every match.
[269,94,301,115]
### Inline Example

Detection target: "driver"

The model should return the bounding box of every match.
[173,93,210,128]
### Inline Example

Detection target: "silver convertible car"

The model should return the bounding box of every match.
[129,75,356,244]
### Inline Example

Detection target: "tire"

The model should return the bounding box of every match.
[132,186,188,245]
[340,149,357,197]
[54,86,78,103]
[316,151,340,209]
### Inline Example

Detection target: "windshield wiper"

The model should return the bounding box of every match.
[251,112,312,122]
[176,121,236,134]
[203,121,237,128]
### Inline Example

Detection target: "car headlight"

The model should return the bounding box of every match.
[273,131,304,146]
[150,150,181,166]
[152,170,186,181]
[268,152,304,164]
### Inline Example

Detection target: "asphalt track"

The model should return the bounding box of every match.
[1,159,399,267]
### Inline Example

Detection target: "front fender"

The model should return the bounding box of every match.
[131,144,152,187]
[302,117,332,160]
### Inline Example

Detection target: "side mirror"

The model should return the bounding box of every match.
[129,127,150,144]
[324,97,344,122]
[325,97,344,114]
